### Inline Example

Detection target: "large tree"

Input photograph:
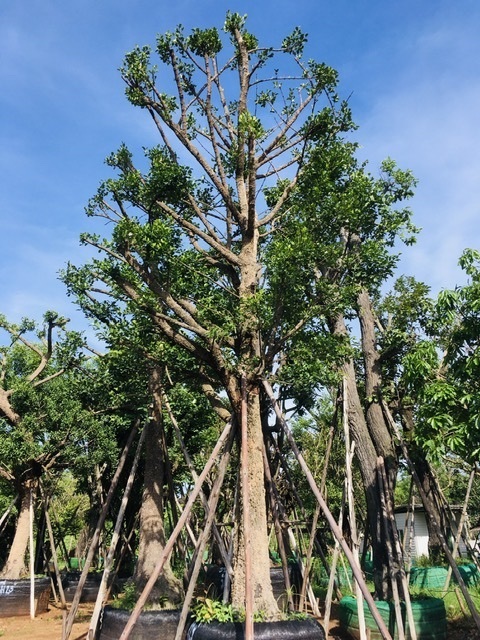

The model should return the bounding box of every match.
[63,13,355,616]
[264,135,419,598]
[0,312,84,579]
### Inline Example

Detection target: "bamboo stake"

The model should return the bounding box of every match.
[402,477,415,578]
[376,459,405,640]
[300,424,334,612]
[262,441,295,612]
[88,423,147,640]
[263,440,319,615]
[343,378,367,640]
[241,375,254,640]
[39,483,66,608]
[223,472,240,603]
[29,486,35,620]
[62,420,140,640]
[104,517,138,601]
[300,504,320,612]
[268,435,341,600]
[263,380,393,640]
[175,433,233,640]
[0,495,17,532]
[432,474,479,564]
[433,466,480,570]
[163,391,233,579]
[377,458,418,640]
[118,420,233,640]
[443,467,476,593]
[381,400,480,632]
[175,494,198,548]
[324,491,346,639]
[286,524,321,616]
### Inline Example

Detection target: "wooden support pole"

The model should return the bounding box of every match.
[377,456,417,640]
[263,440,319,616]
[376,459,406,640]
[268,435,342,600]
[377,461,417,640]
[381,400,480,633]
[175,434,233,640]
[324,488,346,639]
[118,420,233,640]
[241,375,254,640]
[262,441,295,612]
[343,379,367,640]
[300,423,334,613]
[433,474,479,566]
[163,391,233,579]
[0,495,18,532]
[223,473,240,603]
[88,423,147,639]
[29,486,35,620]
[39,484,67,608]
[263,380,393,640]
[300,504,320,612]
[104,517,138,601]
[62,420,140,640]
[402,477,415,578]
[443,467,476,593]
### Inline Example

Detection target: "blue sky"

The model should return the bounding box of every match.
[1,0,480,333]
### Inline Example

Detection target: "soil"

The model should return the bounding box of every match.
[0,601,350,640]
[0,600,478,640]
[0,601,93,640]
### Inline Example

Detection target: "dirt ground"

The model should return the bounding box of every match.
[0,602,349,640]
[0,602,93,640]
[0,601,478,640]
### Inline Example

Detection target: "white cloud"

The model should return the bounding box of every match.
[354,11,480,293]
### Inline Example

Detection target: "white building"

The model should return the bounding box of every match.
[394,505,474,560]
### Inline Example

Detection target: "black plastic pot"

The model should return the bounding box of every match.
[187,617,325,640]
[339,595,447,640]
[62,570,103,603]
[97,606,181,640]
[0,577,51,617]
[204,565,294,610]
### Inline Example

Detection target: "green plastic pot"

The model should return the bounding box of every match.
[339,595,446,640]
[409,566,448,591]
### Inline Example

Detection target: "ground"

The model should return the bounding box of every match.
[0,602,349,640]
[0,602,93,640]
[0,601,478,639]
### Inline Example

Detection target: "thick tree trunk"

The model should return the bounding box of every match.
[0,478,37,579]
[134,367,183,606]
[357,290,398,488]
[412,454,447,563]
[331,314,391,599]
[230,387,279,618]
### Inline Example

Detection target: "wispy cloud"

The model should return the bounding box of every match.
[1,0,479,329]
[353,9,480,292]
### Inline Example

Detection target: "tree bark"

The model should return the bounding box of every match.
[133,366,183,606]
[400,406,447,562]
[330,313,391,599]
[230,387,279,618]
[357,290,397,487]
[1,477,37,579]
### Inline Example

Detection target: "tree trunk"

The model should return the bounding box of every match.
[134,366,183,606]
[1,477,37,579]
[230,386,279,618]
[400,406,447,563]
[357,290,398,488]
[330,313,391,599]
